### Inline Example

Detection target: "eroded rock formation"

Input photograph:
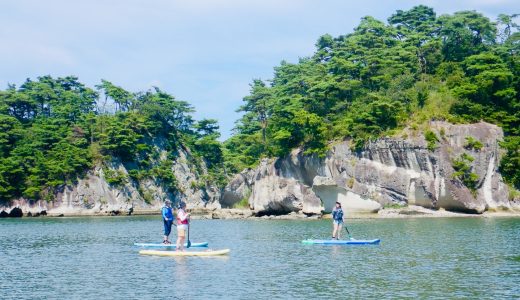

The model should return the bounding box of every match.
[222,122,516,215]
[0,147,221,217]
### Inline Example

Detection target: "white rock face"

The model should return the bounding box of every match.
[248,160,322,215]
[0,147,221,216]
[222,121,517,215]
[313,176,381,213]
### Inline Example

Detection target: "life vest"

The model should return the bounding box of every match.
[162,206,173,220]
[332,208,343,221]
[177,209,189,225]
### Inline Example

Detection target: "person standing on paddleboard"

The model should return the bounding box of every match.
[176,201,190,251]
[162,200,174,244]
[332,201,344,240]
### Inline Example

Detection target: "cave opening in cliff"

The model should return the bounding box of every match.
[254,207,294,217]
[312,185,344,213]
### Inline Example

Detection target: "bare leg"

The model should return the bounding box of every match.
[332,222,338,239]
[337,223,342,240]
[176,235,183,251]
[176,230,185,251]
[179,237,185,251]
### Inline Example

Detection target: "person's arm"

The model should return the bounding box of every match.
[178,209,190,222]
[162,207,169,221]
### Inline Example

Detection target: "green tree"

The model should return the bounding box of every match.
[438,11,496,61]
[238,80,273,144]
[96,79,133,112]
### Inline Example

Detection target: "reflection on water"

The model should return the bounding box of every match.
[0,216,519,299]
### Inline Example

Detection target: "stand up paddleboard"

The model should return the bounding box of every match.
[139,249,230,257]
[134,242,209,248]
[302,239,380,245]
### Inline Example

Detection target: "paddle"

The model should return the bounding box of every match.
[344,224,353,240]
[186,218,191,248]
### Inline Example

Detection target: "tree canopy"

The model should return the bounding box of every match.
[0,77,224,202]
[225,7,520,189]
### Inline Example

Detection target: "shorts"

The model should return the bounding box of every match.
[177,224,188,237]
[333,220,344,225]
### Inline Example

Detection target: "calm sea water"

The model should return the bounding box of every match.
[1,216,519,299]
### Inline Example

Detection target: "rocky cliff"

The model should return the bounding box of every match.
[3,121,518,218]
[222,122,518,215]
[0,147,221,217]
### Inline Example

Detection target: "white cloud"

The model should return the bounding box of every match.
[469,0,518,6]
[1,0,519,138]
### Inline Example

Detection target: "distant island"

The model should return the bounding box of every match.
[1,6,519,217]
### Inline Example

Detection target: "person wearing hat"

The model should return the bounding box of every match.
[331,201,344,240]
[175,201,190,251]
[162,200,174,244]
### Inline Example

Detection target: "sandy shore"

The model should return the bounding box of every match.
[2,205,519,219]
[190,206,520,220]
[373,205,520,219]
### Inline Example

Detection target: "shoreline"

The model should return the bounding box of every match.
[1,205,519,219]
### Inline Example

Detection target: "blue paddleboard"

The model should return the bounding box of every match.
[134,242,209,248]
[302,239,380,245]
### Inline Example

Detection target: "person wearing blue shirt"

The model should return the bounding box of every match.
[162,200,174,244]
[331,201,344,240]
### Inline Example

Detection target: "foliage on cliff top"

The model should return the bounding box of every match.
[225,6,520,189]
[0,77,225,202]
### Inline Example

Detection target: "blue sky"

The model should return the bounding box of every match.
[1,0,519,139]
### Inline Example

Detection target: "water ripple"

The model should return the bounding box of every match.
[1,217,519,299]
